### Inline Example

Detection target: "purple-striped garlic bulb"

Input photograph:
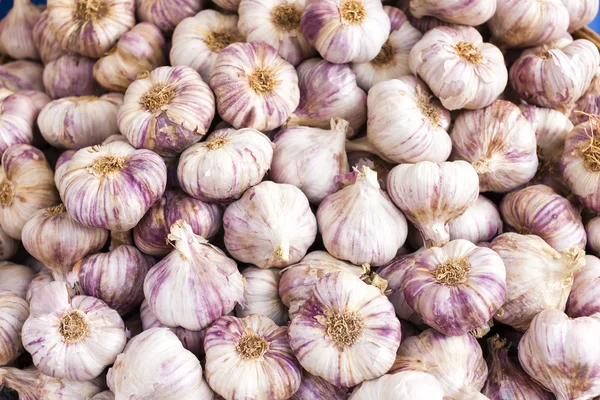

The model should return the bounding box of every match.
[300,0,390,64]
[349,371,444,400]
[491,232,585,330]
[42,55,102,99]
[377,253,422,325]
[562,0,599,32]
[0,262,35,300]
[38,94,123,149]
[32,10,66,64]
[135,0,202,33]
[0,61,44,92]
[170,10,243,83]
[22,281,126,381]
[178,127,273,203]
[0,227,18,261]
[133,189,222,256]
[318,167,407,266]
[409,26,507,111]
[205,314,301,399]
[224,181,317,269]
[118,66,215,156]
[288,272,401,387]
[567,255,600,318]
[451,100,538,192]
[291,370,349,400]
[448,195,503,244]
[93,23,166,93]
[0,144,59,240]
[387,160,479,248]
[500,185,586,253]
[144,220,245,330]
[0,290,29,366]
[210,41,299,132]
[587,216,600,255]
[571,71,600,126]
[0,93,37,157]
[57,141,167,231]
[0,0,41,60]
[287,58,367,137]
[271,118,349,204]
[408,0,495,25]
[519,309,600,400]
[236,267,288,325]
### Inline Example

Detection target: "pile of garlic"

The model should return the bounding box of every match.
[1,0,600,399]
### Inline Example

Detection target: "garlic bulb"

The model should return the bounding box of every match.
[43,54,102,99]
[22,281,126,380]
[500,185,586,253]
[349,371,444,400]
[0,144,59,240]
[350,7,422,91]
[144,220,244,330]
[395,329,488,400]
[57,141,167,231]
[224,181,317,269]
[107,327,214,399]
[291,370,349,400]
[25,270,53,303]
[170,10,243,83]
[53,149,75,189]
[519,309,600,400]
[287,58,367,136]
[587,217,600,255]
[38,94,123,149]
[236,267,288,325]
[448,195,503,244]
[32,10,67,64]
[510,40,600,113]
[0,61,44,92]
[178,127,273,203]
[48,0,135,58]
[133,189,222,256]
[300,0,390,64]
[118,66,215,156]
[491,232,585,330]
[377,253,422,325]
[0,0,41,60]
[387,161,479,248]
[567,255,600,318]
[205,314,301,399]
[408,0,496,25]
[0,226,17,261]
[288,271,401,387]
[346,151,393,190]
[238,0,315,66]
[136,0,202,33]
[409,26,507,111]
[451,100,538,192]
[483,335,554,400]
[0,93,37,157]
[571,72,600,126]
[271,118,349,204]
[563,0,599,32]
[211,41,299,131]
[0,290,28,366]
[0,263,35,299]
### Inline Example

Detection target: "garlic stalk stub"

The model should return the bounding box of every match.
[0,93,36,158]
[288,272,401,387]
[408,0,496,25]
[32,10,67,64]
[291,370,349,400]
[205,314,301,399]
[448,195,503,243]
[0,61,44,92]
[135,0,202,33]
[43,54,102,99]
[377,253,422,325]
[0,290,29,366]
[0,0,41,60]
[236,267,288,325]
[562,0,599,32]
[349,371,444,400]
[567,255,600,318]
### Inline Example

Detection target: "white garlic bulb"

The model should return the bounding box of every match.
[448,195,503,244]
[0,93,37,158]
[236,267,288,325]
[0,290,29,366]
[43,54,102,99]
[349,371,444,400]
[408,0,496,25]
[135,0,202,33]
[32,10,67,64]
[409,26,507,111]
[0,0,41,60]
[0,61,44,92]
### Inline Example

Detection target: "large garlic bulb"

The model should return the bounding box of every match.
[567,255,600,318]
[236,267,288,325]
[0,93,37,158]
[408,0,496,25]
[0,290,29,366]
[136,0,203,33]
[0,0,41,60]
[0,61,44,92]
[32,10,66,64]
[43,55,102,99]
[349,371,444,400]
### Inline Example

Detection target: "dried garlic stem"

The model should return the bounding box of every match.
[339,0,367,25]
[59,311,89,343]
[326,312,363,347]
[236,334,269,359]
[0,180,14,206]
[271,4,302,31]
[435,258,470,285]
[141,85,175,113]
[370,41,393,66]
[46,204,67,216]
[203,31,237,53]
[454,41,483,64]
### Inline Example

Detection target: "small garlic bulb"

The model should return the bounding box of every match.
[301,0,390,64]
[408,0,496,25]
[236,267,288,325]
[271,118,349,204]
[38,94,123,149]
[451,100,538,192]
[0,290,29,366]
[48,0,135,58]
[32,10,67,64]
[377,253,422,325]
[500,185,586,253]
[0,226,17,261]
[107,327,214,399]
[0,144,59,240]
[22,281,126,381]
[224,181,317,269]
[205,314,301,399]
[448,195,503,244]
[491,233,585,330]
[519,309,600,400]
[0,93,37,157]
[567,255,600,318]
[0,61,44,92]
[349,371,444,400]
[57,141,167,231]
[564,0,599,32]
[291,370,349,400]
[43,54,102,99]
[136,0,202,33]
[211,41,299,131]
[288,272,401,387]
[0,262,35,299]
[587,217,600,255]
[170,10,243,83]
[409,26,507,111]
[571,71,600,126]
[178,127,273,203]
[0,0,41,60]
[387,160,479,248]
[118,66,215,156]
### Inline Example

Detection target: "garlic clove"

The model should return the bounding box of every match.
[0,93,37,158]
[32,10,67,64]
[236,267,288,326]
[349,371,444,400]
[408,0,496,26]
[567,254,600,318]
[0,0,41,60]
[0,61,44,92]
[291,370,349,400]
[0,290,29,366]
[448,195,503,244]
[43,54,103,99]
[136,0,203,33]
[562,0,599,32]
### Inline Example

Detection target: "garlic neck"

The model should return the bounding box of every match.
[275,237,290,263]
[167,219,205,261]
[420,222,450,249]
[560,246,586,273]
[356,166,380,189]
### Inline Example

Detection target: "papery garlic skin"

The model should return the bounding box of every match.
[0,0,41,60]
[349,371,444,400]
[38,94,123,150]
[587,217,600,255]
[377,253,422,325]
[178,127,273,203]
[0,227,17,261]
[408,0,495,25]
[0,144,59,240]
[48,0,135,58]
[451,100,538,192]
[236,267,288,325]
[118,66,215,156]
[387,160,479,248]
[0,61,44,92]
[289,272,401,387]
[136,0,202,33]
[567,255,600,318]
[205,314,301,399]
[0,93,36,158]
[409,26,507,111]
[519,310,600,400]
[58,141,167,231]
[500,185,586,253]
[22,282,126,381]
[448,195,503,243]
[301,0,391,64]
[0,290,29,366]
[491,233,585,331]
[32,10,67,64]
[43,54,102,99]
[224,181,317,269]
[107,327,214,399]
[211,41,299,131]
[291,370,349,400]
[562,0,599,32]
[0,263,35,299]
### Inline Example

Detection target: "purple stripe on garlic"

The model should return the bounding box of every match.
[0,290,29,366]
[0,61,44,92]
[567,254,600,318]
[42,54,103,99]
[236,267,288,326]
